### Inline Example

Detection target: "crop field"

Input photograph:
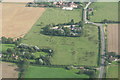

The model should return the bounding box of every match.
[22,8,98,66]
[106,62,119,78]
[24,66,89,78]
[2,3,45,38]
[0,62,19,78]
[89,2,118,22]
[107,24,118,54]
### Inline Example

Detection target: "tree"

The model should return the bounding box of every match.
[84,70,96,78]
[102,19,108,23]
[63,27,71,36]
[70,19,74,25]
[40,56,51,65]
[65,66,72,70]
[14,41,20,46]
[6,38,13,44]
[24,52,32,59]
[7,48,15,54]
[79,21,84,27]
[18,59,29,78]
[107,52,116,57]
[77,70,84,74]
[1,36,7,43]
[43,25,51,34]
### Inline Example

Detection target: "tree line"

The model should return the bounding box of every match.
[1,36,22,46]
[1,36,54,66]
[42,20,84,37]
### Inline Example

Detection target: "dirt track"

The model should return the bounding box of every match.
[2,3,45,38]
[107,24,118,54]
[0,62,19,78]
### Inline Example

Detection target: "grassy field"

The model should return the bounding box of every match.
[22,8,99,66]
[89,2,118,22]
[24,66,89,78]
[34,52,48,58]
[106,62,119,78]
[1,44,15,52]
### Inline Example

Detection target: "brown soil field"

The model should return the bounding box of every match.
[1,3,45,38]
[0,62,19,78]
[107,24,118,54]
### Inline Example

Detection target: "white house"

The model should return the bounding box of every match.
[62,7,73,10]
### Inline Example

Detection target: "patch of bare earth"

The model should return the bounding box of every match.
[107,24,118,54]
[0,62,19,78]
[2,3,45,38]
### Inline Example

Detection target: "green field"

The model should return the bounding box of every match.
[1,44,15,52]
[22,8,98,66]
[25,66,89,78]
[89,2,118,22]
[106,62,119,78]
[34,52,48,58]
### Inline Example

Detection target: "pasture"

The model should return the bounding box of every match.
[24,66,89,78]
[89,2,118,22]
[106,62,119,78]
[107,24,118,54]
[2,3,45,38]
[22,8,99,66]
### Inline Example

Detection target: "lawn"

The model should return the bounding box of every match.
[22,8,99,66]
[24,66,89,78]
[34,52,48,58]
[89,2,118,22]
[1,44,15,52]
[106,62,119,78]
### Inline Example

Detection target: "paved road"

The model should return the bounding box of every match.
[98,25,106,79]
[83,2,106,79]
[83,2,92,23]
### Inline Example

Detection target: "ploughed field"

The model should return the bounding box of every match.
[107,24,118,54]
[0,62,19,78]
[22,8,99,66]
[2,3,45,38]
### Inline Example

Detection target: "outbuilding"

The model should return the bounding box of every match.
[62,7,73,10]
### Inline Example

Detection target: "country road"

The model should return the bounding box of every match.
[83,2,106,79]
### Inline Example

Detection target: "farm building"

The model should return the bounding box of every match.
[62,7,73,10]
[69,2,78,8]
